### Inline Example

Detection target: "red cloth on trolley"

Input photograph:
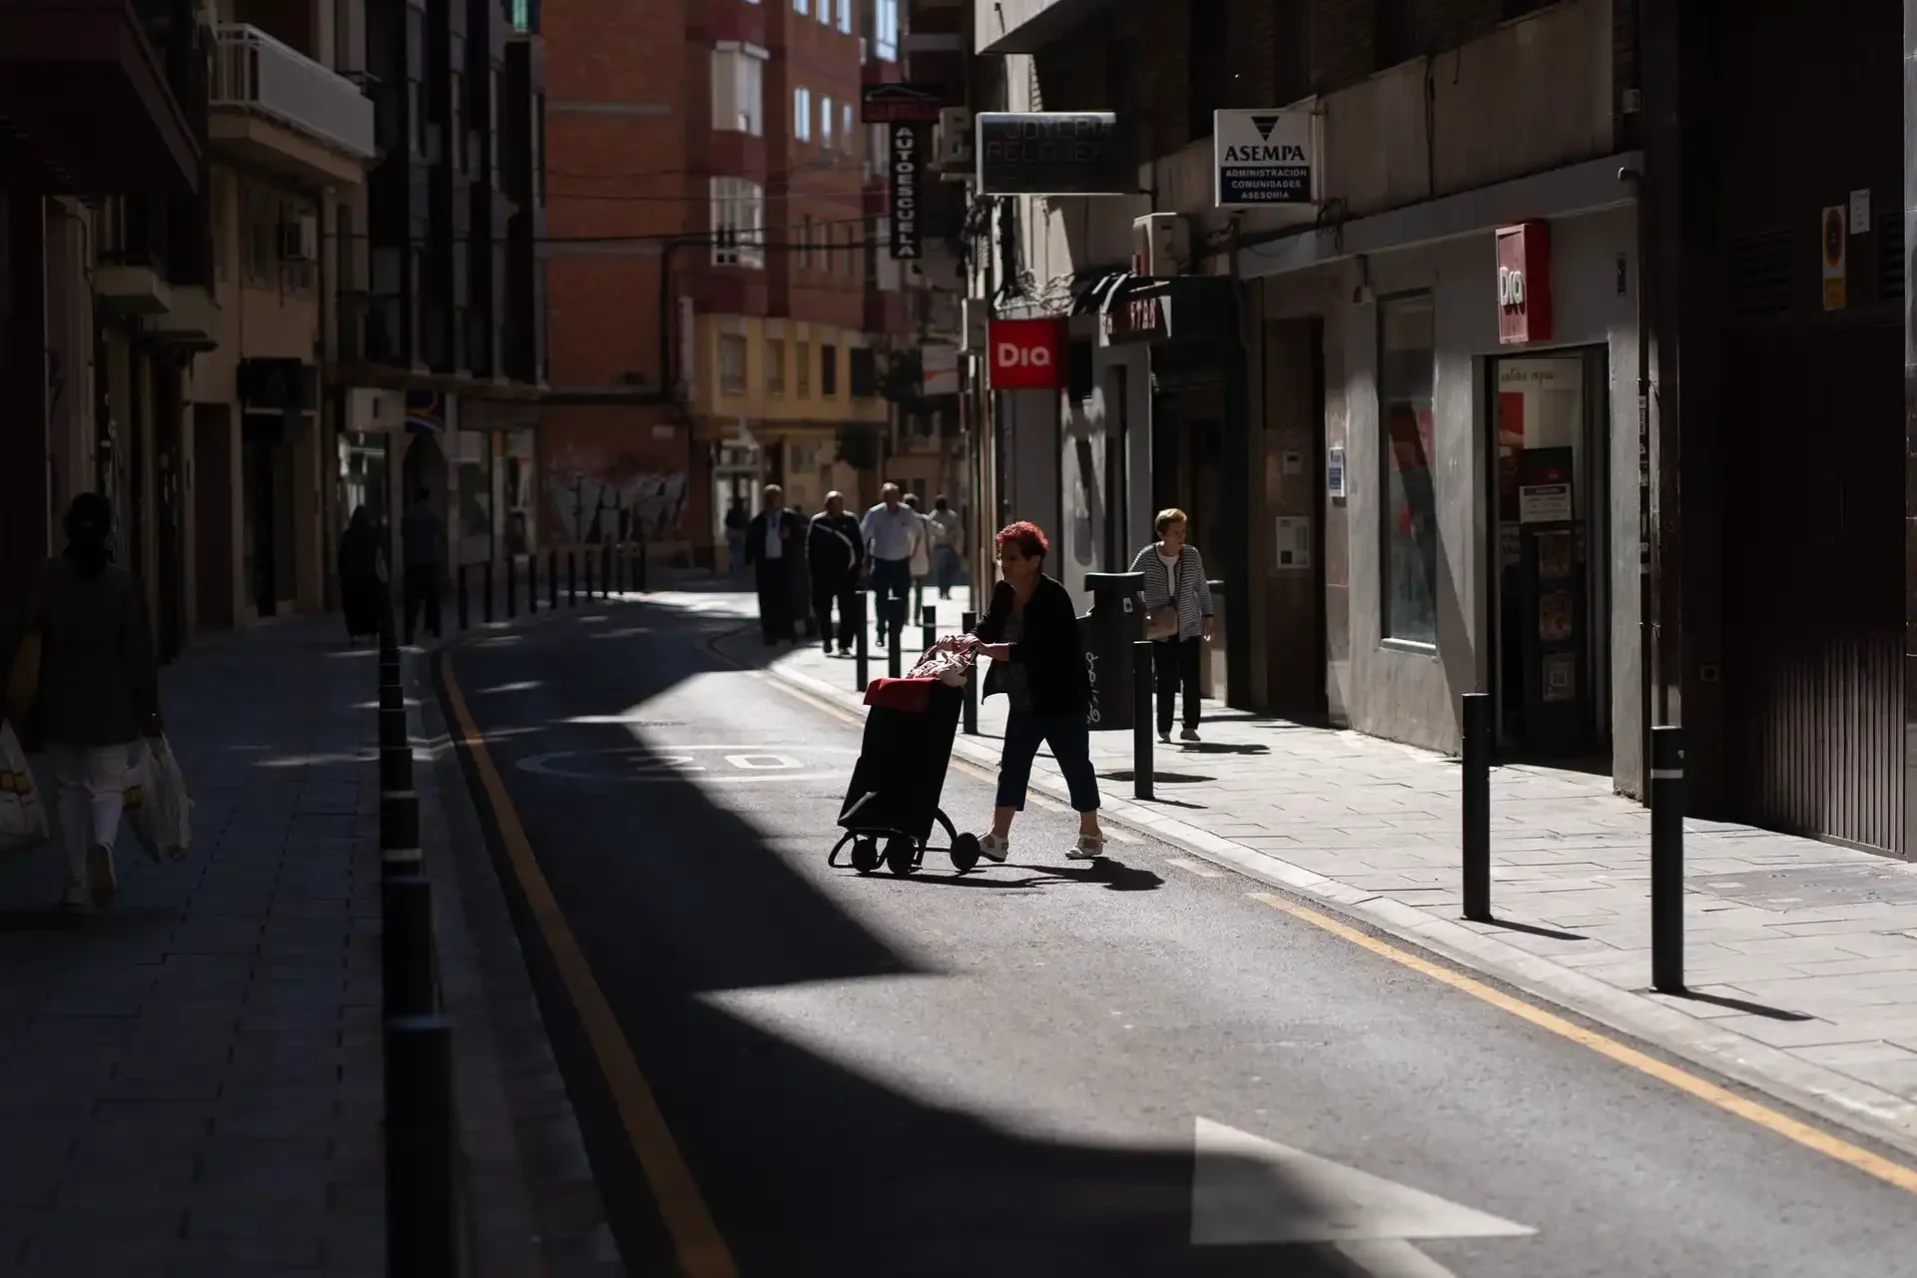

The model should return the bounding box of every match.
[863,676,937,713]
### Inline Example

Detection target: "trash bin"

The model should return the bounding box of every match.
[1080,571,1144,732]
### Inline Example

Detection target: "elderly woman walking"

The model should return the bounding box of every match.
[956,521,1107,863]
[1131,507,1215,745]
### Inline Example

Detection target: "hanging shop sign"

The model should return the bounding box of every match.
[862,82,949,125]
[888,123,923,260]
[987,318,1065,391]
[1101,275,1238,347]
[1495,220,1554,346]
[1213,109,1316,208]
[1821,205,1848,312]
[975,112,1133,196]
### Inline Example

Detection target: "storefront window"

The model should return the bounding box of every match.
[503,429,536,556]
[1379,293,1438,647]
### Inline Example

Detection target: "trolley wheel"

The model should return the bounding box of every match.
[850,837,881,875]
[950,832,981,874]
[885,836,918,876]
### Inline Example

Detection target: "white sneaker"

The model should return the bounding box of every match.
[979,833,1010,863]
[1068,834,1107,861]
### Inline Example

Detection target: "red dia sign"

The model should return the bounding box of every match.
[1495,220,1553,346]
[987,318,1065,390]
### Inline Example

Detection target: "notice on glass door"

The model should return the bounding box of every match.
[1517,482,1572,524]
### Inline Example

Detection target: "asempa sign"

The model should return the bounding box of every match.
[1214,109,1315,208]
[987,318,1065,390]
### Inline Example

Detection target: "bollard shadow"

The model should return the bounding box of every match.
[1474,915,1589,943]
[1100,769,1217,786]
[1176,742,1270,757]
[1648,987,1816,1023]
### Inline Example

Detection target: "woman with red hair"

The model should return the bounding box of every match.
[954,521,1106,862]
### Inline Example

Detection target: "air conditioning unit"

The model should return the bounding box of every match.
[937,107,973,167]
[345,386,405,433]
[278,214,319,263]
[1132,213,1189,277]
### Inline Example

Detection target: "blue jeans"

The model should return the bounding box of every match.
[996,710,1101,813]
[934,545,961,597]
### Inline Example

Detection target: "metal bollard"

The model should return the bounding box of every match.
[382,875,436,1018]
[854,592,870,694]
[1461,692,1492,923]
[482,561,495,625]
[961,611,979,734]
[527,554,538,615]
[378,702,406,751]
[1133,640,1154,801]
[887,623,903,679]
[456,564,470,631]
[920,612,935,658]
[548,550,560,610]
[568,552,578,606]
[636,536,649,593]
[380,790,420,863]
[600,543,612,597]
[584,555,596,601]
[1651,726,1685,993]
[505,556,517,620]
[385,1014,458,1278]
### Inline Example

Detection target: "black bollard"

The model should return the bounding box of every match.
[961,611,979,734]
[505,557,518,620]
[600,543,612,598]
[482,561,495,625]
[382,875,436,1018]
[584,554,596,601]
[1461,692,1492,923]
[378,703,406,752]
[854,592,870,694]
[456,564,470,631]
[636,535,649,593]
[920,608,935,659]
[548,550,560,610]
[887,624,903,679]
[568,551,578,606]
[1132,641,1154,800]
[380,790,420,864]
[527,554,539,616]
[385,1014,458,1278]
[1651,726,1685,994]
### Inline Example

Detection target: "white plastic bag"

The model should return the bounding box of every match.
[0,721,48,855]
[907,645,974,687]
[124,736,190,862]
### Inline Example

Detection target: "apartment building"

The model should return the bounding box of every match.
[542,0,912,568]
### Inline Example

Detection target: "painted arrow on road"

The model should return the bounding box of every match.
[1192,1117,1533,1274]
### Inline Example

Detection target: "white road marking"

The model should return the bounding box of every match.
[724,753,803,771]
[1167,857,1226,879]
[516,747,846,785]
[1190,1118,1533,1247]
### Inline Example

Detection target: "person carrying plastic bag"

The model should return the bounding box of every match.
[6,493,174,910]
[0,720,48,855]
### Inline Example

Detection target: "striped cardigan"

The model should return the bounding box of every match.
[1129,542,1214,640]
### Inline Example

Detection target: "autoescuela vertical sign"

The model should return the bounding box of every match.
[889,123,922,260]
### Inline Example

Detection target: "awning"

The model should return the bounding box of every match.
[1101,274,1239,347]
[1072,269,1133,316]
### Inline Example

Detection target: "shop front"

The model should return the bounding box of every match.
[1252,198,1642,786]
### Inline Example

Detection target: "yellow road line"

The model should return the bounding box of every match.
[1250,892,1917,1196]
[440,654,740,1278]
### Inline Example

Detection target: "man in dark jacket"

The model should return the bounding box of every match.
[807,491,864,655]
[743,484,804,644]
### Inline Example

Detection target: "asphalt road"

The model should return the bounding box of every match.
[442,600,1917,1278]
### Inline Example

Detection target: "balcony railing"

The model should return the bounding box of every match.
[212,23,376,159]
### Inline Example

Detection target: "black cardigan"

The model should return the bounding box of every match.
[972,575,1089,718]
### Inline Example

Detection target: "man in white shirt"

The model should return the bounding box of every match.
[861,482,922,648]
[927,496,963,599]
[743,483,803,644]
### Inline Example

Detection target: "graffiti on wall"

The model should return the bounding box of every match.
[546,450,688,545]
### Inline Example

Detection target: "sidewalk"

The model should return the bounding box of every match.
[666,589,1917,1160]
[0,612,603,1276]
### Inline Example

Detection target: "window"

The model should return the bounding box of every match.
[797,214,814,268]
[711,45,765,135]
[710,177,765,268]
[820,95,834,149]
[820,344,838,396]
[873,0,898,60]
[841,102,854,153]
[1379,293,1438,647]
[836,0,852,32]
[794,0,807,13]
[719,334,748,395]
[850,347,878,397]
[766,338,786,394]
[796,341,811,395]
[816,0,829,23]
[794,86,812,141]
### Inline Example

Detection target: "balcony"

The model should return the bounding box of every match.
[210,24,375,186]
[95,196,174,317]
[0,0,199,193]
